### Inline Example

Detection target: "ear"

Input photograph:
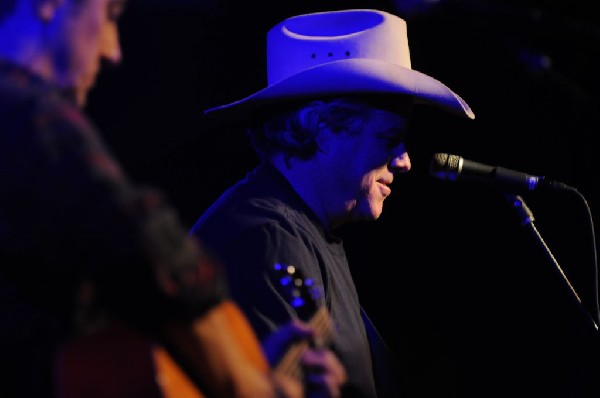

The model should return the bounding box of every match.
[315,121,335,145]
[36,0,66,22]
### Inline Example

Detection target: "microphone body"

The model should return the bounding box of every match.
[429,153,571,192]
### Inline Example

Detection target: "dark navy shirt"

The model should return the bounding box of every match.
[191,162,402,397]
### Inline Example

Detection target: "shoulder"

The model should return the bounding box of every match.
[191,166,296,233]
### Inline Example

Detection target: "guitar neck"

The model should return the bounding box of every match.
[275,306,334,379]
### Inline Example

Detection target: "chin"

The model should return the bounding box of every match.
[364,209,382,221]
[371,202,384,220]
[59,86,85,107]
[354,200,383,221]
[76,89,89,108]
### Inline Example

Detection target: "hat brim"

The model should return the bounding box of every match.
[204,58,475,121]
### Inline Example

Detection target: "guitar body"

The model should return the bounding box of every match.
[153,345,205,398]
[54,320,204,398]
[55,300,271,398]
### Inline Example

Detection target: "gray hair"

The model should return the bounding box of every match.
[247,95,413,166]
[247,97,376,165]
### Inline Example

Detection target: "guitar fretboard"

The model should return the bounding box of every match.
[275,306,334,379]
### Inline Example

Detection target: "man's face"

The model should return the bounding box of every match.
[50,0,126,106]
[315,107,412,226]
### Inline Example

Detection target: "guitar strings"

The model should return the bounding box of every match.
[276,306,335,379]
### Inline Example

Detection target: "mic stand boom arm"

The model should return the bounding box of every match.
[504,193,599,332]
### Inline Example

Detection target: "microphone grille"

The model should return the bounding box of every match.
[429,153,461,180]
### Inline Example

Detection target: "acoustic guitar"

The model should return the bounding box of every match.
[54,300,268,398]
[54,264,332,397]
[55,320,203,398]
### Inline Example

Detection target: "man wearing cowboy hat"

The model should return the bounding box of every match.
[191,8,474,398]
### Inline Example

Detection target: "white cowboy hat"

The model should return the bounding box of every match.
[204,9,475,120]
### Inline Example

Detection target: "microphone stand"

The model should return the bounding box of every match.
[503,193,599,332]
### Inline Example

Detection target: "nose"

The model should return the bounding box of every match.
[101,25,122,65]
[390,145,411,173]
[390,152,411,172]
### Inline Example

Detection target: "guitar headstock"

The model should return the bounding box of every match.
[271,262,323,322]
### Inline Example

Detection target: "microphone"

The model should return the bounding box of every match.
[429,153,572,192]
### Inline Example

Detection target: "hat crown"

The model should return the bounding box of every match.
[267,9,411,85]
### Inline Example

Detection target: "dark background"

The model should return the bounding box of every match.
[88,1,600,396]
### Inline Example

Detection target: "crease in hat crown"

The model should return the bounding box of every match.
[204,9,475,121]
[268,9,411,85]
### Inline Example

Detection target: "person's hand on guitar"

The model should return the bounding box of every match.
[263,319,347,398]
[299,345,347,398]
